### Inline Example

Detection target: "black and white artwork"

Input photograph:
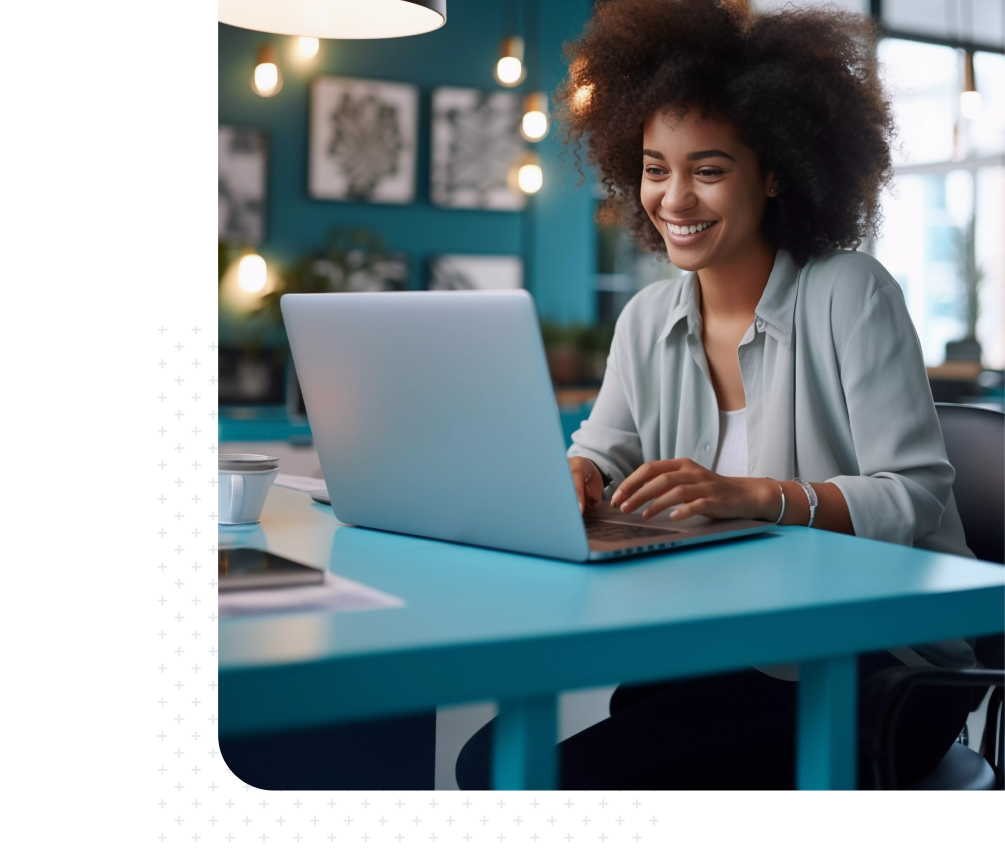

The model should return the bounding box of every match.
[431,87,526,210]
[427,255,523,292]
[219,126,268,244]
[309,76,417,203]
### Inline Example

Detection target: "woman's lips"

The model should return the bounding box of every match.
[665,220,719,246]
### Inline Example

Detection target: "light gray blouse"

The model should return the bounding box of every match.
[568,248,972,559]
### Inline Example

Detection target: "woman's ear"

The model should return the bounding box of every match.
[765,170,780,198]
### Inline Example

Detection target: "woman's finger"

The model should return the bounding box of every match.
[571,466,586,515]
[620,470,701,514]
[668,497,710,521]
[611,460,686,505]
[642,482,708,519]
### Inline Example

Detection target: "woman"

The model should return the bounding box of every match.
[456,0,976,790]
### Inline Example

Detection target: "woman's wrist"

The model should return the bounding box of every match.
[747,478,782,521]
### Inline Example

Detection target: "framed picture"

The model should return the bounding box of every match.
[309,76,418,203]
[427,255,523,292]
[217,347,288,406]
[219,126,268,244]
[431,87,526,210]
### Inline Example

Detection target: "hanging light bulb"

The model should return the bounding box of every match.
[507,152,543,195]
[960,50,982,119]
[520,92,549,142]
[295,36,320,59]
[237,253,268,293]
[219,0,446,39]
[251,44,283,97]
[495,35,525,87]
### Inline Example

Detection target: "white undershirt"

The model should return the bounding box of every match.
[711,407,800,682]
[711,408,748,478]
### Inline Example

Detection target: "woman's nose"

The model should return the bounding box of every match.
[662,175,695,214]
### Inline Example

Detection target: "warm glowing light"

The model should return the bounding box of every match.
[237,254,268,293]
[218,0,447,40]
[496,56,523,85]
[296,36,320,58]
[254,63,279,95]
[495,35,525,87]
[521,93,549,142]
[960,90,983,119]
[521,111,548,142]
[571,83,594,112]
[251,44,283,96]
[517,163,543,195]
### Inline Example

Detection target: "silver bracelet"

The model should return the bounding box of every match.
[771,481,786,525]
[794,478,818,528]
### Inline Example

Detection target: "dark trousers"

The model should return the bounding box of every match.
[455,651,972,790]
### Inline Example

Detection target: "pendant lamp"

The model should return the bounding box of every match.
[219,0,447,39]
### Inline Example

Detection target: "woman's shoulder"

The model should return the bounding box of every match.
[796,249,910,343]
[798,249,902,309]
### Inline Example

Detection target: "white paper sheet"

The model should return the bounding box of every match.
[218,571,405,617]
[273,473,328,495]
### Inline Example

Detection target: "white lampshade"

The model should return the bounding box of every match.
[219,0,447,39]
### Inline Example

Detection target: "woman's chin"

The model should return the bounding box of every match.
[665,246,713,272]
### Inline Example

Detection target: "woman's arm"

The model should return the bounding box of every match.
[609,461,854,534]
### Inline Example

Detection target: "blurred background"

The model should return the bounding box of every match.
[219,0,1005,469]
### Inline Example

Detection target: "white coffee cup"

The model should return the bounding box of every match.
[219,454,279,524]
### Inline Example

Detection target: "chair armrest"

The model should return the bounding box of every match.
[860,666,1004,790]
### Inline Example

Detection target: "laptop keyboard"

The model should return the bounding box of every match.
[585,520,680,542]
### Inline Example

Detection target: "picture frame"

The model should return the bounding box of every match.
[427,254,524,292]
[430,87,526,211]
[218,125,268,245]
[309,75,418,204]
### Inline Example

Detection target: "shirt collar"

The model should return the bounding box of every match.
[656,249,800,347]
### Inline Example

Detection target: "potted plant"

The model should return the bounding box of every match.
[540,320,581,386]
[573,322,614,384]
[249,227,407,332]
[945,212,983,365]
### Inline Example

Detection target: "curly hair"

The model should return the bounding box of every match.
[554,0,895,265]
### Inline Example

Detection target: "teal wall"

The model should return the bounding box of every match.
[219,0,597,338]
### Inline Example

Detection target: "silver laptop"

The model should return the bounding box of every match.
[282,290,773,562]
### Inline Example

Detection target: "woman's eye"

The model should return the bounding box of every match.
[644,166,667,176]
[696,168,724,177]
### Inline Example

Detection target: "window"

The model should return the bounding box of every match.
[874,40,1005,367]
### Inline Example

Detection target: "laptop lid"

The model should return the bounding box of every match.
[282,290,592,561]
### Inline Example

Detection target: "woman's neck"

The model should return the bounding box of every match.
[696,239,777,322]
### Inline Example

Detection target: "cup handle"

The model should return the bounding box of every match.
[230,473,245,521]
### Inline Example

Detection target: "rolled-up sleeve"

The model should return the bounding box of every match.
[827,284,955,546]
[567,332,644,490]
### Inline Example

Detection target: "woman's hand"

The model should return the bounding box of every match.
[609,458,779,522]
[569,457,605,516]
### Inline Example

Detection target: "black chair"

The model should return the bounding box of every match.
[863,404,1004,790]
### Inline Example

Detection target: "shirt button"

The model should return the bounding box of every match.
[704,444,711,453]
[755,316,765,332]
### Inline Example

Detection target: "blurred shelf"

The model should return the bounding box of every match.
[595,273,636,293]
[927,362,983,381]
[219,406,311,444]
[555,387,600,408]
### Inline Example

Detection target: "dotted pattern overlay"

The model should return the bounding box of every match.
[153,323,670,855]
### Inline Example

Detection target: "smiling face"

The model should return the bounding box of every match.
[641,108,776,272]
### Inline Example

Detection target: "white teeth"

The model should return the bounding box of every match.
[667,221,714,236]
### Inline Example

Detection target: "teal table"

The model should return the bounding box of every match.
[219,487,1004,790]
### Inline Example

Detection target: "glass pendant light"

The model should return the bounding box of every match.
[219,0,446,39]
[960,50,982,119]
[495,35,526,87]
[251,44,283,97]
[521,92,548,142]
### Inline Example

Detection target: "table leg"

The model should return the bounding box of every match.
[797,655,857,790]
[491,694,558,790]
